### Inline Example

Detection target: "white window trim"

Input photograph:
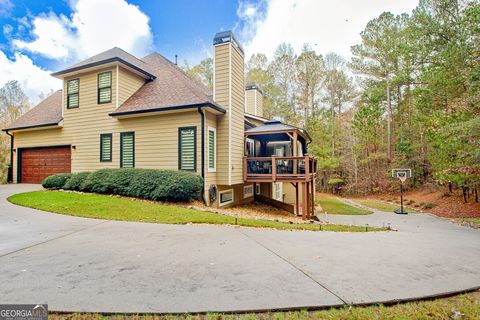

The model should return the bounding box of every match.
[207,126,216,172]
[244,185,254,198]
[255,184,261,195]
[219,189,234,207]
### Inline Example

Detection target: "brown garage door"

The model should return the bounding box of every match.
[20,146,71,183]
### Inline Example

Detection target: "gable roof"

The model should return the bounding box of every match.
[3,90,63,131]
[110,52,224,116]
[51,47,156,80]
[245,119,311,142]
[3,48,226,131]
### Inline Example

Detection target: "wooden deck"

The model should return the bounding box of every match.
[243,156,317,183]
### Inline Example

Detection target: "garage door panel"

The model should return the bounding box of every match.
[20,147,71,184]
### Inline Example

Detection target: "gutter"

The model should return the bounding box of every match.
[5,131,13,183]
[109,102,225,117]
[197,107,206,205]
[2,121,62,132]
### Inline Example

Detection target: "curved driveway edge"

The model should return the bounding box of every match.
[1,184,479,313]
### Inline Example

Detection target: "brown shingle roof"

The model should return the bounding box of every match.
[3,90,63,131]
[3,48,225,131]
[51,47,156,80]
[110,52,223,116]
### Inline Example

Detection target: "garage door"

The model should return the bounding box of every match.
[20,146,71,183]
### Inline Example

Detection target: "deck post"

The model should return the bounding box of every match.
[295,183,299,215]
[311,180,315,217]
[302,182,308,219]
[243,157,247,181]
[272,157,276,181]
[293,131,298,174]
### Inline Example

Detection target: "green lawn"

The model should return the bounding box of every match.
[355,199,418,213]
[317,197,372,215]
[8,191,382,232]
[48,291,480,320]
[457,218,480,225]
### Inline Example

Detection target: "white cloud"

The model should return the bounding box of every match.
[12,0,153,61]
[0,51,61,103]
[237,0,418,60]
[0,0,153,103]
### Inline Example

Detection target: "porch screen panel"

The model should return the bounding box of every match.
[121,132,135,168]
[179,127,196,171]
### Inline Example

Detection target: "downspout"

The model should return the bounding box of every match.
[5,130,13,183]
[197,107,206,205]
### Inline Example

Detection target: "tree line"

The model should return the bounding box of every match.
[185,0,479,200]
[1,0,478,201]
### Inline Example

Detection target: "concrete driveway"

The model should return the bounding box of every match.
[1,184,479,313]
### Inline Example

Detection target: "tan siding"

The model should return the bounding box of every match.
[245,89,255,114]
[13,67,203,182]
[230,44,245,185]
[255,89,264,117]
[204,111,217,205]
[118,67,145,107]
[214,44,230,185]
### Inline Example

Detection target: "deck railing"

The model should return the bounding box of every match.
[243,156,317,182]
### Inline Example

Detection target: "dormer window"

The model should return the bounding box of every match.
[67,79,79,108]
[98,71,112,104]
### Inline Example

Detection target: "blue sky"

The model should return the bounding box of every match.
[0,0,418,102]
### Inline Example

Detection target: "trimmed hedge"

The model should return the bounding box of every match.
[63,172,91,191]
[42,173,72,189]
[43,168,203,203]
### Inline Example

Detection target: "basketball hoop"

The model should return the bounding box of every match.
[392,169,411,184]
[391,169,412,215]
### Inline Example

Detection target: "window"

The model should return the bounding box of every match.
[244,185,254,198]
[178,127,196,171]
[67,79,79,108]
[219,189,234,206]
[98,71,112,104]
[208,127,216,172]
[120,132,134,168]
[245,138,255,156]
[255,184,261,195]
[273,182,282,201]
[100,134,112,162]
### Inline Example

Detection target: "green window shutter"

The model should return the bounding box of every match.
[208,129,215,169]
[98,72,112,104]
[179,127,196,171]
[121,132,135,168]
[67,79,79,108]
[100,134,112,162]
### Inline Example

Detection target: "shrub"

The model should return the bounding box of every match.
[79,168,202,202]
[42,173,72,189]
[63,172,91,191]
[423,202,435,209]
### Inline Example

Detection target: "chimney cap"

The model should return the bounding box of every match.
[213,31,244,54]
[245,82,263,95]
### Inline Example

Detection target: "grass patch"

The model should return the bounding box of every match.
[355,199,418,213]
[8,191,382,232]
[47,291,480,320]
[457,218,480,225]
[317,197,372,215]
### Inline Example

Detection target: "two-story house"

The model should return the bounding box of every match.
[3,31,317,219]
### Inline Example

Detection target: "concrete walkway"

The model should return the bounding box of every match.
[0,184,479,313]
